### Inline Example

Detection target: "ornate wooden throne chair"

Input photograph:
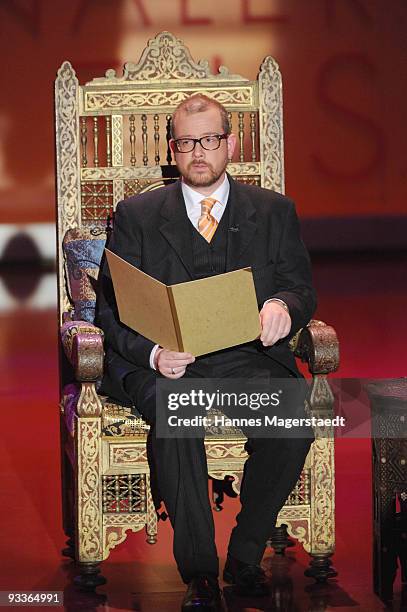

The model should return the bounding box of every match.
[55,31,339,589]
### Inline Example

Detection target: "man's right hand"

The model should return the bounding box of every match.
[155,348,195,378]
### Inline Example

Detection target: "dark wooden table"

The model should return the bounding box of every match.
[365,379,407,602]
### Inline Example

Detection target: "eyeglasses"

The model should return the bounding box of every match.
[173,133,228,153]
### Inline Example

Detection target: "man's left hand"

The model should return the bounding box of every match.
[259,301,291,346]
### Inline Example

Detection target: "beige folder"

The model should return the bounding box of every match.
[105,249,261,356]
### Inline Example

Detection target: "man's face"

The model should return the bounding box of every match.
[171,106,236,191]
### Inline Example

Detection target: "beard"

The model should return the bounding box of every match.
[181,159,228,188]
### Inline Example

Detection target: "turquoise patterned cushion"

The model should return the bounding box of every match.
[63,227,107,323]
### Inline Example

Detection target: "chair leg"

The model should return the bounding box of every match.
[73,415,105,588]
[268,524,295,555]
[74,562,106,591]
[304,553,337,583]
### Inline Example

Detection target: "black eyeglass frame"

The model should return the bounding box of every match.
[173,133,229,153]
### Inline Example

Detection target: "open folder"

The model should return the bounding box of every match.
[105,249,261,357]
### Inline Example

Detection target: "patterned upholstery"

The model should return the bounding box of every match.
[63,227,107,322]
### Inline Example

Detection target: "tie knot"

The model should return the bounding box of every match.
[201,197,217,215]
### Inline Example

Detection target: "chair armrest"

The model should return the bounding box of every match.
[293,320,339,375]
[61,319,104,381]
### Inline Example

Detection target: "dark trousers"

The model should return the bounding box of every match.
[124,346,313,583]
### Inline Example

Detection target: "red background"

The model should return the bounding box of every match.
[0,0,405,226]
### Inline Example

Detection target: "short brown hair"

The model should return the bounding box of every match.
[171,94,230,138]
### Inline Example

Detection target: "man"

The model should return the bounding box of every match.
[97,94,316,611]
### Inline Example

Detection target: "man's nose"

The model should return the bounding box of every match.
[192,141,205,157]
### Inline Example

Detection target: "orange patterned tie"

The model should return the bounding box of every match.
[198,197,218,243]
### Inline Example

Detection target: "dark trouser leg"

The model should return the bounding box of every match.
[125,370,218,583]
[209,350,313,565]
[228,435,312,564]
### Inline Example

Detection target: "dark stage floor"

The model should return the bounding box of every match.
[0,251,406,611]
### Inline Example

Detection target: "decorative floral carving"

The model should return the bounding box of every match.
[77,418,102,561]
[310,437,335,554]
[205,442,247,460]
[295,321,339,375]
[81,166,163,181]
[258,56,284,193]
[110,445,149,467]
[77,383,103,417]
[87,32,245,84]
[281,520,310,549]
[55,61,81,319]
[228,162,261,176]
[84,88,253,113]
[104,522,145,555]
[61,321,102,360]
[309,375,335,418]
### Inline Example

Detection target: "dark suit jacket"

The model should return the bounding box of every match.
[96,175,317,403]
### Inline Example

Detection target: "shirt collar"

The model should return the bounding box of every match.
[181,174,230,210]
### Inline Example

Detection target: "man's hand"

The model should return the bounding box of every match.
[155,348,195,378]
[259,301,291,346]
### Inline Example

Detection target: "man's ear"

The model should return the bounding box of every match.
[227,133,237,161]
[169,139,176,153]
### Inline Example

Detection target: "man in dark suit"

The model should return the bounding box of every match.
[97,94,315,611]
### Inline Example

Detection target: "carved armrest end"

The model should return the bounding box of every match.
[61,319,104,381]
[294,320,339,375]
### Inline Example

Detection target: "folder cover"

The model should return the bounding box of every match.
[105,249,261,356]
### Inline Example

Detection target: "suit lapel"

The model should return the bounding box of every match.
[225,175,257,270]
[158,181,195,279]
